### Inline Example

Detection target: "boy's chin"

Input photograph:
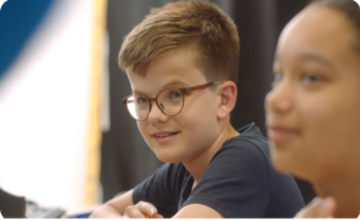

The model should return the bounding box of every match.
[154,151,183,164]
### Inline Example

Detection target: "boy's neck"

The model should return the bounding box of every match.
[182,123,239,185]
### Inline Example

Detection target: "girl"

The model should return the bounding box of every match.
[265,0,360,218]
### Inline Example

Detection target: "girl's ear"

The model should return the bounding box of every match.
[216,81,237,119]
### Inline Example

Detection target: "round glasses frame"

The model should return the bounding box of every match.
[122,81,222,121]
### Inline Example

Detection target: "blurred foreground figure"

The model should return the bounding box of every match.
[266,0,360,218]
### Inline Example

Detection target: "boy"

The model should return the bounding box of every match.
[90,0,304,218]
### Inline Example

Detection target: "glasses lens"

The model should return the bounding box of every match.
[157,88,183,115]
[126,95,149,120]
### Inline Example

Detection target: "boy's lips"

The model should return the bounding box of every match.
[266,125,299,144]
[151,131,180,144]
[151,130,179,136]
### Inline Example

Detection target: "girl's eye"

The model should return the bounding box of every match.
[302,73,322,84]
[272,74,282,88]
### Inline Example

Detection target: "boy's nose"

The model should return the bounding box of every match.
[265,80,293,115]
[147,101,169,123]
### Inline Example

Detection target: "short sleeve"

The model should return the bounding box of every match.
[182,139,271,218]
[132,163,186,218]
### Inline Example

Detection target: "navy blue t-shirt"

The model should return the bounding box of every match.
[133,123,304,218]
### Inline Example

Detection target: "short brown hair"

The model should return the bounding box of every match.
[118,0,240,83]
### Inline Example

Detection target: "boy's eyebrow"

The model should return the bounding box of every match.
[132,80,188,95]
[162,80,188,88]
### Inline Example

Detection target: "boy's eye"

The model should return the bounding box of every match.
[272,73,282,88]
[137,96,148,104]
[169,90,182,99]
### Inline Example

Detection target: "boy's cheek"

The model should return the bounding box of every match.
[136,122,149,139]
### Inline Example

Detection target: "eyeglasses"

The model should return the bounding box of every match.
[122,81,221,121]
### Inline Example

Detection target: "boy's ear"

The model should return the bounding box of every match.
[216,81,237,120]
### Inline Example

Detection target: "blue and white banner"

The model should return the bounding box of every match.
[0,0,106,213]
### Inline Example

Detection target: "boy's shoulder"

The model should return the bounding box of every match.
[187,123,304,217]
[213,122,269,164]
[225,122,268,146]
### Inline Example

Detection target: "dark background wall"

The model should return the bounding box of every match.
[101,0,315,204]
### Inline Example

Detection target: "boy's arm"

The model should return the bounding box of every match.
[89,189,163,218]
[172,204,226,218]
[89,189,134,218]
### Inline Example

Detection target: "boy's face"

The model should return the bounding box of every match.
[127,49,221,163]
[265,6,360,182]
